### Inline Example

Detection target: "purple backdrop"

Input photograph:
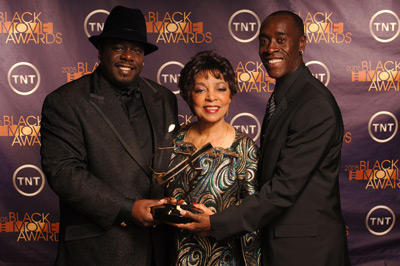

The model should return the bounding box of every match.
[1,1,399,265]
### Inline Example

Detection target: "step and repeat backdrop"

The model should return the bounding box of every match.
[0,0,399,265]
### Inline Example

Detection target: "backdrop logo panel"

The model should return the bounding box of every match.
[235,61,274,93]
[62,61,98,82]
[343,131,352,144]
[230,112,261,141]
[146,11,212,44]
[84,9,109,38]
[300,11,352,44]
[0,211,59,242]
[157,61,184,94]
[0,11,62,44]
[0,2,399,265]
[370,10,400,43]
[305,60,330,86]
[368,111,398,143]
[346,159,399,190]
[228,9,260,43]
[0,115,41,146]
[13,164,45,197]
[7,62,40,95]
[178,114,194,126]
[351,60,400,92]
[365,205,396,236]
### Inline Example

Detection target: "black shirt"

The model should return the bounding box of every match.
[111,80,154,162]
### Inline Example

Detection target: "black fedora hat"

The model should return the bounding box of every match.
[89,6,158,55]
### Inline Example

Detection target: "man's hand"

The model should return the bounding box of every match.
[172,209,214,237]
[192,202,214,216]
[131,199,166,227]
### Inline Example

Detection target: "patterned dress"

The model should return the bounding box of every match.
[167,124,261,266]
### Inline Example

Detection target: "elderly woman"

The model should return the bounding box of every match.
[167,50,261,265]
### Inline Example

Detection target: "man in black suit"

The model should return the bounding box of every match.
[176,11,350,266]
[40,6,179,266]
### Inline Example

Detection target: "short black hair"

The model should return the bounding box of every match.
[268,10,304,36]
[178,50,237,111]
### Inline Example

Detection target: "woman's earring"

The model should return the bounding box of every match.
[299,50,303,55]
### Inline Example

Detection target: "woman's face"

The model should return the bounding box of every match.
[190,71,232,125]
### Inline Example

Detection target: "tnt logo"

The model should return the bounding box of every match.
[7,62,40,95]
[370,10,400,43]
[157,61,184,94]
[305,61,330,86]
[228,10,260,43]
[230,112,261,141]
[368,111,398,143]
[13,165,45,197]
[84,9,109,38]
[366,205,396,236]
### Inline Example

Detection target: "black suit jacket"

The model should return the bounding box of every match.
[211,66,350,266]
[40,69,179,266]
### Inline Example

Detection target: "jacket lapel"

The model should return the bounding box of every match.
[260,67,311,158]
[138,77,165,151]
[88,70,151,175]
[138,77,175,183]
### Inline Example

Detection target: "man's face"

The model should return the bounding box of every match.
[258,14,306,81]
[98,39,144,87]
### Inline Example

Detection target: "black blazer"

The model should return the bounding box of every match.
[211,66,350,266]
[40,69,179,266]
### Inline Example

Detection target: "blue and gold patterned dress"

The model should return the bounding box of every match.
[167,124,261,266]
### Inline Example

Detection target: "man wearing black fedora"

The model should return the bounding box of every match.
[41,6,179,266]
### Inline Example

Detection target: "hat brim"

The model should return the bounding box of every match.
[89,34,158,55]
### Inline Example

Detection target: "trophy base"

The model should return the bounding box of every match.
[152,204,197,224]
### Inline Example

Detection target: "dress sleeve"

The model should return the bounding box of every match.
[236,136,262,265]
[236,136,259,198]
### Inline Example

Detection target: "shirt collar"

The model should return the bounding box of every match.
[274,64,305,105]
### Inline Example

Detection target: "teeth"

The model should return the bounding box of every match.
[205,107,219,110]
[268,59,282,64]
[119,67,132,71]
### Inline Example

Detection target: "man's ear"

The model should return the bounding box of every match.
[299,35,306,54]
